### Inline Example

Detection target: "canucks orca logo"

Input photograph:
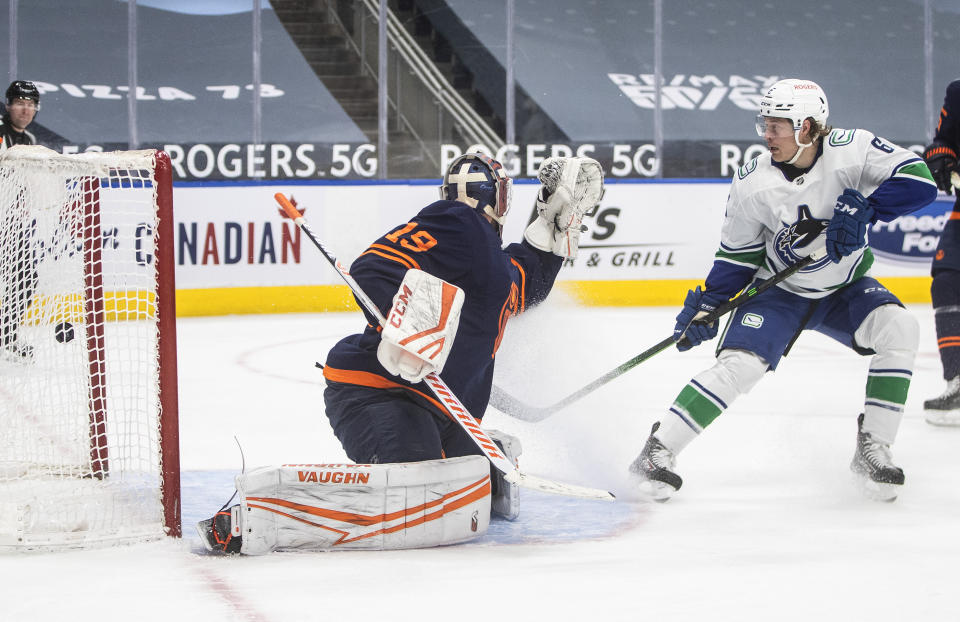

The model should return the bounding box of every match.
[773,204,831,271]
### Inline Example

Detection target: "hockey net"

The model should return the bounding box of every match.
[0,146,180,550]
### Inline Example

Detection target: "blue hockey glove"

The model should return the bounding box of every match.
[825,189,874,263]
[673,286,727,352]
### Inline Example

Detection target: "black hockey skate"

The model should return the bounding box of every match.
[850,414,904,502]
[923,376,960,426]
[628,422,682,502]
[197,505,242,554]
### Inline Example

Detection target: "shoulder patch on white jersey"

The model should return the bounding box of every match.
[737,157,759,180]
[828,129,856,146]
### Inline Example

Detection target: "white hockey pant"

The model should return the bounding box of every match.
[656,349,768,453]
[234,455,491,554]
[855,304,919,444]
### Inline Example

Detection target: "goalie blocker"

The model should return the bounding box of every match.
[377,268,465,384]
[198,430,522,554]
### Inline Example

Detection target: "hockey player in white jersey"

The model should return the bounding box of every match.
[629,79,937,502]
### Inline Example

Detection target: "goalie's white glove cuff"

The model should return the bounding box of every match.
[377,340,434,383]
[524,217,556,252]
[553,226,582,259]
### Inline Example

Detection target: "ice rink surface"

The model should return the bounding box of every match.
[4,296,959,622]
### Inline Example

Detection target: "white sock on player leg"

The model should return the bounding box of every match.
[855,305,918,444]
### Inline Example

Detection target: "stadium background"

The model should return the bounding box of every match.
[2,0,956,314]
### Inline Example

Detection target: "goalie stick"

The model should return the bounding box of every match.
[274,193,614,502]
[490,248,828,422]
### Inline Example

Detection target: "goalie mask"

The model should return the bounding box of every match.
[439,153,513,237]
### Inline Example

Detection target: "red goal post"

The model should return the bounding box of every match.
[0,146,180,550]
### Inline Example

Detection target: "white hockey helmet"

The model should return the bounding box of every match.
[755,79,829,136]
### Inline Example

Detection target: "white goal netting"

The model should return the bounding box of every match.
[0,146,179,550]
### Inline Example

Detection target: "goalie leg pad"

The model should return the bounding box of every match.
[377,268,465,384]
[232,456,491,554]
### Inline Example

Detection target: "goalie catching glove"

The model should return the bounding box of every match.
[377,268,465,383]
[524,156,605,258]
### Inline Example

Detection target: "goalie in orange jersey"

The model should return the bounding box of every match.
[198,153,605,554]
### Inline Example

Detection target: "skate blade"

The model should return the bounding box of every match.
[852,473,900,503]
[195,518,215,551]
[636,479,675,503]
[924,409,960,427]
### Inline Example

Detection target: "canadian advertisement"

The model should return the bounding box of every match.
[156,182,949,316]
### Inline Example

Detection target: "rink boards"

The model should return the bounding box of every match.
[162,181,950,315]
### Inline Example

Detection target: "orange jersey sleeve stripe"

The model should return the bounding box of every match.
[509,257,527,314]
[358,247,419,270]
[492,282,519,358]
[367,243,421,270]
[369,243,420,268]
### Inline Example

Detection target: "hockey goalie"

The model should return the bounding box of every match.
[197,154,605,554]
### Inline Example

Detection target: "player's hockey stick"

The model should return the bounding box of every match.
[274,193,614,502]
[491,248,827,422]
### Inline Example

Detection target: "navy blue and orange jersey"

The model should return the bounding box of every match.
[932,80,960,273]
[933,80,960,150]
[323,199,563,420]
